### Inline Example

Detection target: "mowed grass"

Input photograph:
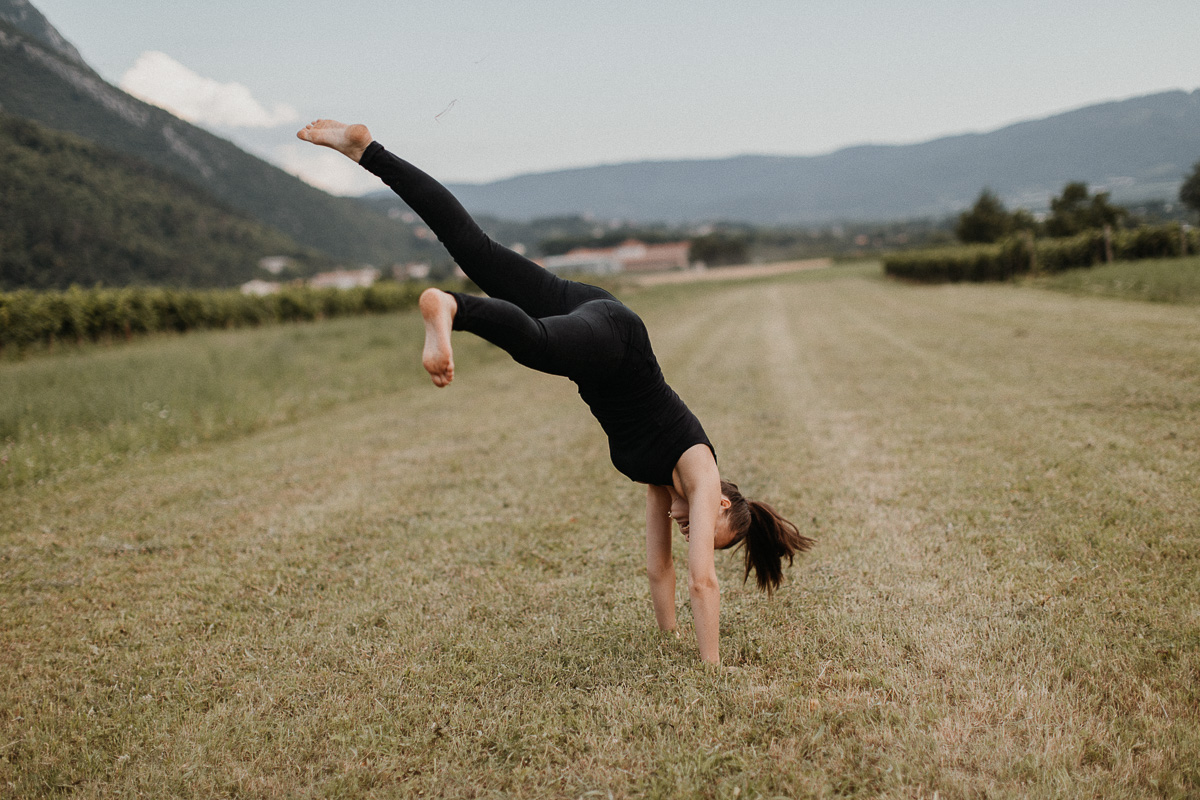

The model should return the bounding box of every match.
[1026,253,1200,304]
[0,317,435,490]
[2,263,1198,798]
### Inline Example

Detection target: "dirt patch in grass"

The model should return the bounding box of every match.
[631,258,831,286]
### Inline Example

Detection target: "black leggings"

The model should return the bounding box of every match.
[360,142,627,383]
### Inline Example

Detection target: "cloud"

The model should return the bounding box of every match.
[274,143,383,196]
[120,51,298,128]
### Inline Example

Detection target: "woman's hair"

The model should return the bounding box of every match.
[720,479,815,595]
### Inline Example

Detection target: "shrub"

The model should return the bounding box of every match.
[884,239,1032,283]
[0,281,444,355]
[884,224,1199,284]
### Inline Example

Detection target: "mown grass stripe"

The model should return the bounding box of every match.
[2,265,1197,797]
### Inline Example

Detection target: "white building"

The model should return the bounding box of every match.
[541,250,623,275]
[394,262,431,281]
[240,279,281,296]
[257,256,294,275]
[309,268,381,290]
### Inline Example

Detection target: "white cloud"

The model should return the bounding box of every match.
[274,142,383,196]
[120,51,298,128]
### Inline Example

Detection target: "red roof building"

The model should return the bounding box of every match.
[541,239,691,274]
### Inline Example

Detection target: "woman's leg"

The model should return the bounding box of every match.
[357,142,614,317]
[461,296,621,380]
[299,119,609,316]
[420,288,621,386]
[419,289,457,387]
[297,120,622,385]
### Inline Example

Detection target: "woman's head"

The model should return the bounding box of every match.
[719,480,815,595]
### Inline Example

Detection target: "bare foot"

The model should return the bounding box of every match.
[296,119,373,162]
[419,288,457,387]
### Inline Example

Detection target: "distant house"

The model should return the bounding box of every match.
[541,239,690,275]
[394,262,431,281]
[241,279,281,296]
[309,267,380,290]
[612,240,690,272]
[257,256,294,275]
[541,249,623,275]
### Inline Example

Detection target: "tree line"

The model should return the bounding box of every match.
[883,224,1198,283]
[884,162,1200,283]
[956,160,1200,245]
[0,282,449,355]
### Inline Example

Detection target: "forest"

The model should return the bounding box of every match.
[0,115,327,290]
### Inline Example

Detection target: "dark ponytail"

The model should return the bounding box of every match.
[720,480,815,595]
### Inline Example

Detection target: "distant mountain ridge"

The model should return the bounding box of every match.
[435,90,1200,224]
[0,0,419,266]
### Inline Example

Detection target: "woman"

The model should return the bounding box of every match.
[297,120,813,664]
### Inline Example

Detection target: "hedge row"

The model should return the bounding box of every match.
[884,223,1200,283]
[0,282,438,352]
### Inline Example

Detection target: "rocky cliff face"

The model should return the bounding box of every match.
[0,0,85,66]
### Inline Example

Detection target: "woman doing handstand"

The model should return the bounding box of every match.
[297,120,813,664]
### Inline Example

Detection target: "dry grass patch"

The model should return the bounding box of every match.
[2,265,1198,797]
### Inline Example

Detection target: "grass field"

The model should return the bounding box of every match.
[1025,254,1200,304]
[0,317,419,490]
[2,263,1198,798]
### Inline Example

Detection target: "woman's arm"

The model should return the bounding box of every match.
[675,446,723,665]
[645,484,677,632]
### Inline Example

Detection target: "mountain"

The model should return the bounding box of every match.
[435,90,1200,224]
[0,0,82,66]
[0,1,419,265]
[0,114,329,290]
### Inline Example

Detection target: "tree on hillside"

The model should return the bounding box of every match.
[1180,161,1200,221]
[956,189,1012,243]
[1045,182,1127,237]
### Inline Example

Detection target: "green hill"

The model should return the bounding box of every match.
[0,8,420,267]
[0,114,329,290]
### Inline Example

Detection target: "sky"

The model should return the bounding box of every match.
[32,0,1200,196]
